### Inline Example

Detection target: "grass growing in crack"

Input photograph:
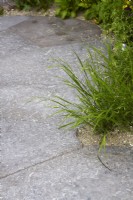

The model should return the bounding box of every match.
[52,43,133,149]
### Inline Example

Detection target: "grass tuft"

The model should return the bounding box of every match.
[52,43,133,148]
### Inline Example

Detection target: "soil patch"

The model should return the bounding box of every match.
[76,125,133,147]
[4,7,55,17]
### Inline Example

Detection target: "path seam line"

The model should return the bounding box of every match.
[0,146,82,180]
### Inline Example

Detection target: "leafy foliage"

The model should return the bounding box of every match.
[55,0,80,19]
[83,0,133,43]
[0,6,4,15]
[13,0,54,10]
[55,0,100,19]
[98,0,133,43]
[111,4,133,43]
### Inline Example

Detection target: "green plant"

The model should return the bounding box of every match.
[0,6,4,15]
[79,0,100,21]
[55,0,80,19]
[96,0,133,43]
[13,0,54,10]
[55,0,100,19]
[83,0,133,43]
[111,4,133,43]
[84,3,99,21]
[98,0,123,26]
[52,43,133,147]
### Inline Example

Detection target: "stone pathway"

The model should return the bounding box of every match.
[0,16,133,200]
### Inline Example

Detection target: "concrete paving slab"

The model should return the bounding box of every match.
[7,16,101,47]
[0,30,34,58]
[1,119,80,178]
[0,17,91,179]
[0,43,89,85]
[1,147,133,200]
[0,16,29,31]
[0,16,97,180]
[0,84,77,122]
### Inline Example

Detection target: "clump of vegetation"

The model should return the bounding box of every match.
[13,0,54,11]
[0,6,4,15]
[53,43,133,147]
[65,0,133,44]
[54,0,100,19]
[55,0,80,19]
[110,0,133,43]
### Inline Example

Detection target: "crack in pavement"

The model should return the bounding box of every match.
[0,146,82,180]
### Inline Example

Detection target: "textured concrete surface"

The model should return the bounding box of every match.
[0,16,133,200]
[1,147,133,200]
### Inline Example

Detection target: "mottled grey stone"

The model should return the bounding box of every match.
[1,148,133,200]
[0,16,28,31]
[1,119,80,178]
[7,16,101,47]
[0,42,88,85]
[0,15,102,54]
